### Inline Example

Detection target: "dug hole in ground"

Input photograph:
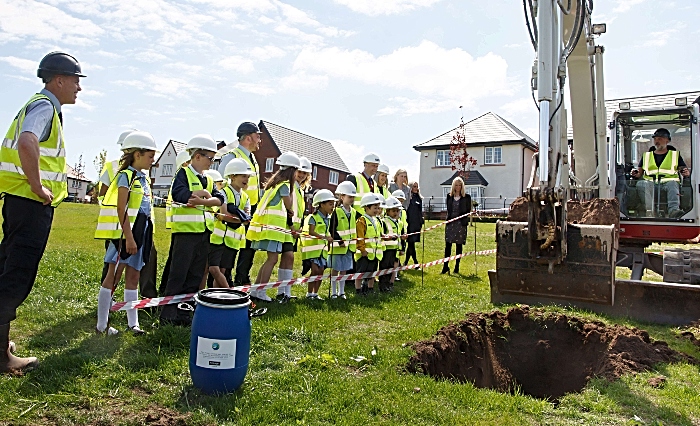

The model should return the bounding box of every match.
[406,306,697,401]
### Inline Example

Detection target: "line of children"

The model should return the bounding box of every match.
[94,131,158,335]
[300,189,336,300]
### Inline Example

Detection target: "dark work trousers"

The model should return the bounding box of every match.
[159,234,175,296]
[160,231,210,321]
[0,195,53,324]
[233,203,256,285]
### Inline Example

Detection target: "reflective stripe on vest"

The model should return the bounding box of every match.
[383,216,400,250]
[97,159,119,202]
[292,184,304,231]
[352,173,372,214]
[0,94,67,206]
[170,167,215,233]
[330,206,357,255]
[355,215,383,261]
[94,169,146,240]
[246,182,293,244]
[232,147,260,206]
[211,185,249,250]
[642,150,680,183]
[301,212,329,260]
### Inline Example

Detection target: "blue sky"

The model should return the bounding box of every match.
[1,0,697,181]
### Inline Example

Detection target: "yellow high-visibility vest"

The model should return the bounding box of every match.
[211,185,249,250]
[247,182,293,244]
[642,150,681,183]
[94,168,146,240]
[231,147,260,206]
[170,167,215,233]
[301,212,329,260]
[355,215,383,261]
[330,206,357,255]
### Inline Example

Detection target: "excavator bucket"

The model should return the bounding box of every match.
[490,199,618,305]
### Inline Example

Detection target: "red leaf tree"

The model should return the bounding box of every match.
[449,111,477,178]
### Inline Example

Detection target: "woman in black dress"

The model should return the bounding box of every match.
[442,177,471,274]
[405,181,424,265]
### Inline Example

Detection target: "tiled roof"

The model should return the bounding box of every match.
[440,170,489,187]
[260,121,350,173]
[66,164,90,181]
[171,140,187,153]
[567,90,700,140]
[413,112,537,151]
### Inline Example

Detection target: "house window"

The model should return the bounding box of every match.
[71,180,81,189]
[435,150,451,167]
[485,146,502,164]
[265,158,274,173]
[161,164,173,176]
[329,170,339,185]
[312,166,317,180]
[465,185,486,209]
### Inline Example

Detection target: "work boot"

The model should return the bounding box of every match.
[441,264,450,274]
[0,323,38,374]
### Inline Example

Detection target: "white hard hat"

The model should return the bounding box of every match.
[298,156,313,173]
[121,131,157,151]
[377,164,390,175]
[117,129,137,146]
[363,153,380,164]
[186,134,217,152]
[335,181,357,196]
[176,151,191,168]
[204,169,224,182]
[384,196,402,209]
[375,193,386,208]
[360,193,382,207]
[276,151,300,169]
[312,189,336,206]
[391,189,406,200]
[224,158,254,177]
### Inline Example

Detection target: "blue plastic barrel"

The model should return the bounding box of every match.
[189,289,251,394]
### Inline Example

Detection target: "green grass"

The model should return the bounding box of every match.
[1,204,699,425]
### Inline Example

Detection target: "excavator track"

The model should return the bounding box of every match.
[663,249,700,285]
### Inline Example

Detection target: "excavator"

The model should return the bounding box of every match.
[488,0,700,325]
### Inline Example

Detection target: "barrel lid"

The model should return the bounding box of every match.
[197,288,250,306]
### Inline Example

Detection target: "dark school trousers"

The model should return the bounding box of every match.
[234,204,256,285]
[378,249,397,284]
[0,195,53,324]
[160,231,210,321]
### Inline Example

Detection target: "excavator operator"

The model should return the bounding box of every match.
[630,128,690,218]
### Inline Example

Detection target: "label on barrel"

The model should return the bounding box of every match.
[196,337,237,369]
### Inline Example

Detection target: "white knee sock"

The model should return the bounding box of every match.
[278,269,293,296]
[339,279,346,295]
[97,287,112,332]
[331,277,337,295]
[124,289,139,328]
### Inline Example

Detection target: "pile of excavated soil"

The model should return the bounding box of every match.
[506,197,620,227]
[407,306,695,400]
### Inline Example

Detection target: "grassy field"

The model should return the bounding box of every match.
[1,203,699,425]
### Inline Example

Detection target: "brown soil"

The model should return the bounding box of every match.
[507,197,620,227]
[406,306,696,400]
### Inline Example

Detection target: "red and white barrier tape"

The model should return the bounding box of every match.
[110,248,497,311]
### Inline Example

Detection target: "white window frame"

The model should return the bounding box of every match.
[484,146,502,164]
[435,150,451,167]
[465,185,486,208]
[265,157,274,173]
[312,166,317,181]
[329,170,339,185]
[161,164,173,176]
[442,186,451,204]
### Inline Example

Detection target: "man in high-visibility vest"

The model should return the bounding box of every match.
[0,52,85,373]
[631,128,691,218]
[219,122,263,286]
[346,152,381,214]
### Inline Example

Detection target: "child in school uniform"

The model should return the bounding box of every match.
[94,131,158,335]
[160,135,224,326]
[300,190,336,300]
[354,193,384,295]
[328,181,357,299]
[246,151,301,303]
[379,197,403,292]
[392,189,409,282]
[208,160,253,289]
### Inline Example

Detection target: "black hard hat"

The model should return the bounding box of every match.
[652,128,671,140]
[37,52,86,79]
[236,122,261,138]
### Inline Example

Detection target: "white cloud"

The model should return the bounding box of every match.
[133,50,169,63]
[0,0,105,46]
[612,0,646,13]
[499,97,536,118]
[274,24,324,44]
[142,74,202,98]
[218,55,255,73]
[94,50,121,59]
[280,72,328,91]
[331,139,367,174]
[0,56,37,75]
[292,40,512,115]
[641,28,680,47]
[250,45,287,60]
[377,97,458,116]
[333,0,443,16]
[233,82,276,96]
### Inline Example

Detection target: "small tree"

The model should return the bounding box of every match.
[73,154,86,179]
[449,107,477,179]
[93,149,107,176]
